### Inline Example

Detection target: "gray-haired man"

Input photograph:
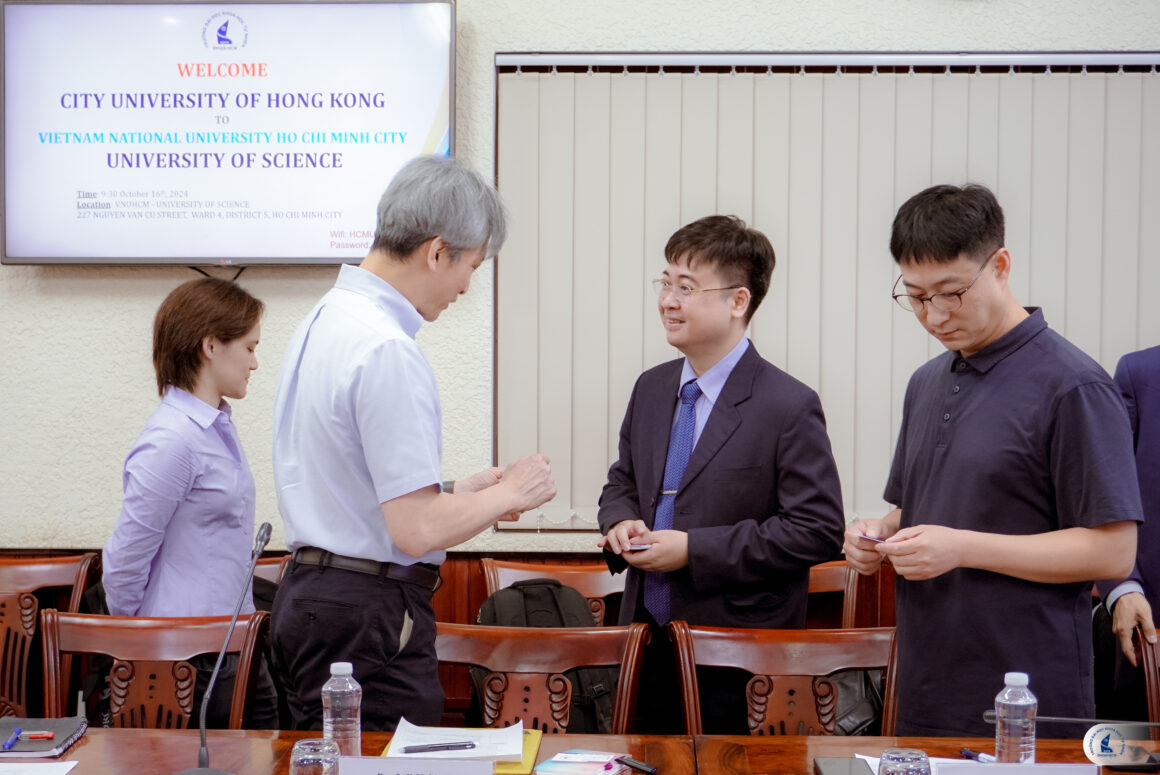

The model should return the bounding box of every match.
[271,155,556,730]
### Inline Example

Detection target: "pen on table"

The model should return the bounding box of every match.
[961,747,996,763]
[401,741,476,754]
[2,728,22,751]
[20,732,54,740]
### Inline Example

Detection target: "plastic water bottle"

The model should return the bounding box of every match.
[321,661,362,756]
[995,671,1037,763]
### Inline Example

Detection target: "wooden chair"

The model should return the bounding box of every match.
[435,621,649,733]
[669,622,898,736]
[844,562,897,628]
[41,609,269,729]
[1138,626,1160,740]
[480,558,625,625]
[807,560,857,628]
[0,553,99,717]
[254,555,290,585]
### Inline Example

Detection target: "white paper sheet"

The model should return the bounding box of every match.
[0,763,79,774]
[384,718,525,762]
[854,754,1097,775]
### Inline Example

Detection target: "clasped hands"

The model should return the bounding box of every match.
[456,454,557,522]
[843,519,963,581]
[598,519,689,572]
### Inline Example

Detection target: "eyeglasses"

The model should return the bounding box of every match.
[891,250,998,313]
[652,278,743,299]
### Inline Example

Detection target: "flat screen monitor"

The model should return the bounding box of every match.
[1,0,453,264]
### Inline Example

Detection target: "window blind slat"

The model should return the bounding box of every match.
[1138,77,1160,344]
[1066,75,1108,358]
[718,74,756,224]
[1029,75,1070,323]
[891,74,936,420]
[750,75,792,370]
[495,73,541,483]
[785,76,826,390]
[820,73,861,515]
[607,75,649,466]
[1101,74,1143,371]
[997,75,1035,303]
[853,73,899,521]
[535,74,576,526]
[680,74,719,222]
[572,75,613,523]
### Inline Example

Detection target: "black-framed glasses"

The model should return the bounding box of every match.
[891,250,998,313]
[652,278,743,299]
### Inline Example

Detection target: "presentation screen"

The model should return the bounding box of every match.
[1,0,453,264]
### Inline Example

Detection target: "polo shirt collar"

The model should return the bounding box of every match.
[335,263,424,339]
[954,307,1046,374]
[162,386,230,430]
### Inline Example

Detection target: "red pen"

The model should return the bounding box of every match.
[19,732,53,740]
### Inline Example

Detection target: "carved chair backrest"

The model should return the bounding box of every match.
[669,622,898,736]
[41,609,269,729]
[435,621,649,734]
[0,553,99,717]
[480,559,625,626]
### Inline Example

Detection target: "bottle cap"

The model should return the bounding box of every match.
[330,661,354,676]
[1004,671,1029,686]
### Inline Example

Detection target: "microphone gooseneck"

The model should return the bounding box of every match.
[983,709,1160,727]
[175,521,273,775]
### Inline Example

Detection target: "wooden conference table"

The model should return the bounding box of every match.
[32,728,1140,774]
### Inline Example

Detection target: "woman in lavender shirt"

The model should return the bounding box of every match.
[102,277,277,728]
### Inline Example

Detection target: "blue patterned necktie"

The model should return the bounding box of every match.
[643,379,702,625]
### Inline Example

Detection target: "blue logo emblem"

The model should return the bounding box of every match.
[202,12,248,50]
[1083,724,1157,766]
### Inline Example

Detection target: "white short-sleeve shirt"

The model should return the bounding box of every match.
[273,264,444,564]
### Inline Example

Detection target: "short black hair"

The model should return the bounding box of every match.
[664,215,775,323]
[890,183,1005,265]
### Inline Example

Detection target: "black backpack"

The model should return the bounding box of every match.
[473,578,617,733]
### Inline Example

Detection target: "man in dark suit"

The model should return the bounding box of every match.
[597,214,846,733]
[1097,344,1160,718]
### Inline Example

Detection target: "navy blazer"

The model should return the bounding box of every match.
[597,343,845,628]
[1100,344,1160,603]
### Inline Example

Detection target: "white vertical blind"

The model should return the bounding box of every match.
[495,57,1160,530]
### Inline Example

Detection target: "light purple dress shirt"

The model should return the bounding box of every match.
[675,336,751,448]
[103,387,257,617]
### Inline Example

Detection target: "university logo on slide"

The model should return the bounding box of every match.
[202,11,248,50]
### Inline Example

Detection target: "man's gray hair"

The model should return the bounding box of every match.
[371,155,507,260]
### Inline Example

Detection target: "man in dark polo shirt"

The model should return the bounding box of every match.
[844,183,1142,737]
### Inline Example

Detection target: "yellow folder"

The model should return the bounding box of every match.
[494,729,544,775]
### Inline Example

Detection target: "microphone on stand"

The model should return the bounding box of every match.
[176,521,272,775]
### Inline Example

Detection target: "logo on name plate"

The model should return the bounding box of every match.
[1081,723,1160,768]
[202,12,248,50]
[1085,725,1127,762]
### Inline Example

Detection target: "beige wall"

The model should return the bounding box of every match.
[2,0,1158,550]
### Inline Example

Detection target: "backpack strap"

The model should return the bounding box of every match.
[490,586,529,627]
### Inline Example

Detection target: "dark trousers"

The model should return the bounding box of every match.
[270,559,443,731]
[1094,601,1149,721]
[191,653,280,729]
[634,605,752,735]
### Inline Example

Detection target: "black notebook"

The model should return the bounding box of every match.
[0,716,88,758]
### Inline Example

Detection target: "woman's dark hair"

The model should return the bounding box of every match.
[153,278,264,396]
